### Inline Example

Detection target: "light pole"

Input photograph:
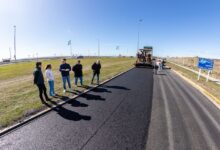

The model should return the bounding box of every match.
[36,52,38,62]
[98,39,100,57]
[13,25,16,61]
[137,19,143,52]
[9,47,11,60]
[68,40,72,57]
[116,45,119,56]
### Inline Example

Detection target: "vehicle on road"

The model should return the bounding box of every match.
[2,58,11,62]
[77,56,84,59]
[135,46,153,67]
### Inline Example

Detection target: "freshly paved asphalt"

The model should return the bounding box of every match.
[0,68,220,150]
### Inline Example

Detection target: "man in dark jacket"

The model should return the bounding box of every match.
[59,58,72,93]
[72,60,83,86]
[33,62,49,101]
[91,60,101,84]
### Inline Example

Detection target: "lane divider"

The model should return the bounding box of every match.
[0,67,135,137]
[171,69,220,110]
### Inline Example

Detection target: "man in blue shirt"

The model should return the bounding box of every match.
[59,58,72,93]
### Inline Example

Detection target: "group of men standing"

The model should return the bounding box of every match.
[33,58,101,102]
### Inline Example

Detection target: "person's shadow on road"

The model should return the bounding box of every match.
[102,85,130,90]
[92,87,112,93]
[42,99,91,121]
[54,106,91,121]
[79,93,106,101]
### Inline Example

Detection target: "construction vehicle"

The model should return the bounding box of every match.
[135,46,154,67]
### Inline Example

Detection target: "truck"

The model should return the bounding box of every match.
[135,46,153,67]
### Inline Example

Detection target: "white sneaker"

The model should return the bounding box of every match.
[63,89,66,93]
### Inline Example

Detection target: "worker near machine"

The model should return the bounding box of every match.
[72,60,83,86]
[156,59,162,71]
[33,62,50,102]
[91,60,101,84]
[59,58,72,93]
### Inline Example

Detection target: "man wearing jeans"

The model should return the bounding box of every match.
[72,60,83,86]
[59,59,71,93]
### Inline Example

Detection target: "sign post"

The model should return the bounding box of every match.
[197,69,201,80]
[206,70,211,82]
[197,57,214,81]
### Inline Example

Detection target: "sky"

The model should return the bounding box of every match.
[0,0,220,60]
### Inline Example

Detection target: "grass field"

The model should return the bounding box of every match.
[0,57,135,129]
[168,57,220,79]
[167,62,220,104]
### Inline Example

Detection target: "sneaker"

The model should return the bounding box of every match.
[63,89,66,93]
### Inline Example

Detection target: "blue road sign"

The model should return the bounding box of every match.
[198,57,214,70]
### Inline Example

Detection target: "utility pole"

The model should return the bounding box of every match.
[116,46,119,57]
[98,39,100,57]
[9,47,11,60]
[70,43,73,57]
[36,52,38,62]
[14,25,16,61]
[68,40,72,57]
[137,19,143,52]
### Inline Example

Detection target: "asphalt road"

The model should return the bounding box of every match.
[0,68,220,150]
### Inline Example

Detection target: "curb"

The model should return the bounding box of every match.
[171,69,220,109]
[0,67,135,137]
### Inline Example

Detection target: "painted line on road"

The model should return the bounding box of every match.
[0,67,135,137]
[171,69,220,110]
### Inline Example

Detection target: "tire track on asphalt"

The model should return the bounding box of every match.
[158,75,175,150]
[165,70,219,150]
[162,71,204,150]
[160,72,193,150]
[168,70,220,131]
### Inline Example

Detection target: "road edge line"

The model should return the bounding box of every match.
[171,69,220,110]
[0,67,135,137]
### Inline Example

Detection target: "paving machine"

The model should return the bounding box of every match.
[135,46,153,67]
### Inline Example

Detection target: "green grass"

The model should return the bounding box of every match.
[167,62,220,102]
[0,57,135,128]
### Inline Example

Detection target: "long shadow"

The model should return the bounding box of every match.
[92,87,112,93]
[44,99,91,121]
[53,94,70,101]
[79,93,106,101]
[50,93,88,107]
[67,100,88,107]
[54,106,91,121]
[66,90,80,95]
[81,85,93,89]
[103,85,130,90]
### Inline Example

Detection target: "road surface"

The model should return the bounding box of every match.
[0,68,220,150]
